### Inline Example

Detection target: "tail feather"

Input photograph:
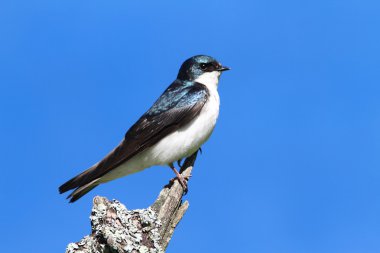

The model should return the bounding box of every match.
[59,164,97,194]
[59,176,78,194]
[67,179,100,203]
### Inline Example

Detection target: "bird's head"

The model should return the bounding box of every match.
[177,55,230,84]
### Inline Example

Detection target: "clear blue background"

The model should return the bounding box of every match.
[0,1,379,252]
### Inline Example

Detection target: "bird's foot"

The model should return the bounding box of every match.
[167,174,192,184]
[177,174,188,194]
[167,163,191,194]
[166,174,191,193]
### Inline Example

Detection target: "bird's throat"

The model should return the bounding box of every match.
[194,71,220,91]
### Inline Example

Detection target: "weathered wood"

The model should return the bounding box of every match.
[65,152,198,253]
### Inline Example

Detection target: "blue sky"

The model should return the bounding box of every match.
[1,0,379,252]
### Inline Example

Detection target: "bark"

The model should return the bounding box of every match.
[65,152,198,253]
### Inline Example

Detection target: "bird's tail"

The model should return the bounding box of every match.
[66,179,100,203]
[59,162,102,202]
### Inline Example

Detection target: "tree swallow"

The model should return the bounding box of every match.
[59,55,230,202]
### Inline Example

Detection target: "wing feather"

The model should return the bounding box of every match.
[59,81,209,194]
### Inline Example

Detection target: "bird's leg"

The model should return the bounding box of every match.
[169,163,188,192]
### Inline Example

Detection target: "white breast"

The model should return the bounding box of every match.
[100,71,221,182]
[147,85,219,165]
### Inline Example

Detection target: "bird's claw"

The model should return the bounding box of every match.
[168,163,192,194]
[177,176,188,194]
[165,174,191,194]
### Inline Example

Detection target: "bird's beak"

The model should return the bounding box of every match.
[217,66,231,72]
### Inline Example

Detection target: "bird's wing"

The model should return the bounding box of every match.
[59,81,209,194]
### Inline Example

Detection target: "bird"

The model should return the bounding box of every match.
[59,55,230,202]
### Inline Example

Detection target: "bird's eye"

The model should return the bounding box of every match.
[200,63,207,70]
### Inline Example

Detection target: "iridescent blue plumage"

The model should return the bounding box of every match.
[177,55,220,81]
[145,55,223,116]
[146,80,209,117]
